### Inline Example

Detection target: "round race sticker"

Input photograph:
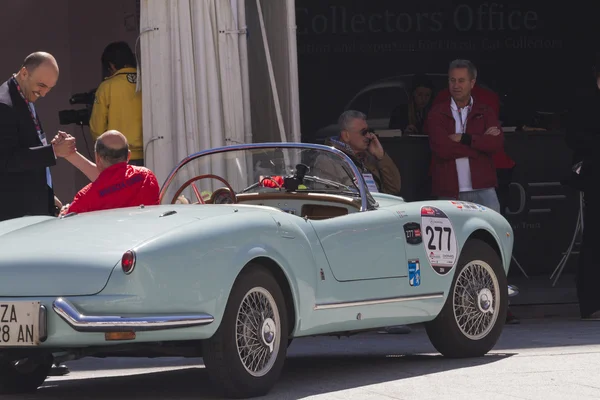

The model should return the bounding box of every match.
[421,206,458,275]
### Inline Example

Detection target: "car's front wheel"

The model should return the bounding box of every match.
[425,238,507,358]
[202,265,288,398]
[0,357,52,394]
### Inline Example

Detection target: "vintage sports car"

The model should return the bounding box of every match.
[0,143,513,398]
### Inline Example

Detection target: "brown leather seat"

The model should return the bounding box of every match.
[301,204,348,220]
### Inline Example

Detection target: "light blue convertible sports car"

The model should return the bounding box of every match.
[0,142,514,398]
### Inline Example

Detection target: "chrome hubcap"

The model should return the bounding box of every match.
[236,287,280,377]
[477,288,494,313]
[453,261,500,340]
[261,317,277,352]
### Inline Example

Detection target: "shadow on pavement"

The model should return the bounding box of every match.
[8,318,596,399]
[6,352,512,400]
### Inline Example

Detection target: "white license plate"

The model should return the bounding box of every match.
[0,302,40,347]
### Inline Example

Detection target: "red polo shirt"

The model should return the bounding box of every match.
[67,162,160,214]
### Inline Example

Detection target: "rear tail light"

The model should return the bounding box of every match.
[121,250,136,274]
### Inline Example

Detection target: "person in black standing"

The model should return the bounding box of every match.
[0,52,75,222]
[565,52,600,320]
[0,52,75,376]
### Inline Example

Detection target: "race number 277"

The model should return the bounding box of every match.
[425,226,452,251]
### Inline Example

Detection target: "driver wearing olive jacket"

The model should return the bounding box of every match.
[314,110,402,196]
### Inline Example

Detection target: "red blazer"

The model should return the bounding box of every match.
[425,99,504,198]
[432,85,515,169]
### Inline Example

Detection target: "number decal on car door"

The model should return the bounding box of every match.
[421,206,458,275]
[425,226,453,251]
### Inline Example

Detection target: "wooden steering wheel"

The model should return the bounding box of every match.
[170,174,237,204]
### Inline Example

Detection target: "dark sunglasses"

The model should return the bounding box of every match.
[360,128,375,136]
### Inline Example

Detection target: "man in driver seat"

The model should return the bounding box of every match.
[315,110,402,196]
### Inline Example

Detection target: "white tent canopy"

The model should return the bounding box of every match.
[139,0,300,185]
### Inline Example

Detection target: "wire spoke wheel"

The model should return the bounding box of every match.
[453,260,500,340]
[236,287,281,377]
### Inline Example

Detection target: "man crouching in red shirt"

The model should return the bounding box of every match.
[61,130,159,215]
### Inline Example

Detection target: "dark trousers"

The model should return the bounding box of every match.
[495,167,514,215]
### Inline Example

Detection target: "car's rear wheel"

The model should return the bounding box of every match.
[425,238,507,358]
[202,265,288,398]
[0,357,52,394]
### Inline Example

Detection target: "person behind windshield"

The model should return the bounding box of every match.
[389,74,435,134]
[314,110,401,196]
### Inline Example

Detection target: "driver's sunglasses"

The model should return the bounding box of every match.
[360,128,375,136]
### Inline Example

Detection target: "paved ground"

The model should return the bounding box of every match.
[6,316,600,400]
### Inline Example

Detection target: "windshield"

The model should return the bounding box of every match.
[160,144,375,209]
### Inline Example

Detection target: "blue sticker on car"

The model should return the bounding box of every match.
[408,259,421,287]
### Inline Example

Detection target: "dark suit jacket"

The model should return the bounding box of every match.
[0,78,56,221]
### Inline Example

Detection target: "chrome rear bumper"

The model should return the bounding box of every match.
[53,298,214,333]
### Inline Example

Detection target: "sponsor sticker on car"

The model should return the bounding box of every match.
[421,206,458,275]
[450,201,486,211]
[403,222,422,245]
[408,259,421,287]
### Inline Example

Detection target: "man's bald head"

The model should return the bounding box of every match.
[95,130,130,169]
[16,51,59,102]
[99,130,128,148]
[21,52,59,74]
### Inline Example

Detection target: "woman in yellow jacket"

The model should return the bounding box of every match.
[90,41,143,165]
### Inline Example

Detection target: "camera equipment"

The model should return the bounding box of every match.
[58,89,97,159]
[58,89,96,126]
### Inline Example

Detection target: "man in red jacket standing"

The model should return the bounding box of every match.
[426,60,520,324]
[60,130,159,215]
[431,77,516,213]
[425,59,504,210]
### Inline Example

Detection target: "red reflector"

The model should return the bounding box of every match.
[121,250,136,274]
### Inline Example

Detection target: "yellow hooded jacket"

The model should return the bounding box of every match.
[89,67,143,160]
